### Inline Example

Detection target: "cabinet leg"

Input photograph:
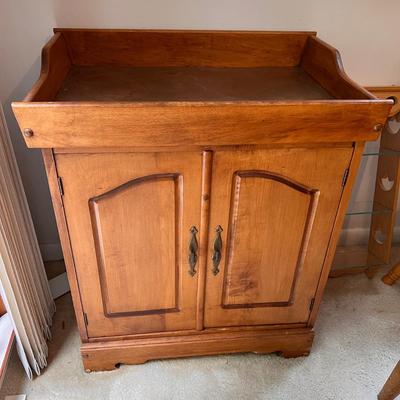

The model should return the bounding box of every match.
[83,361,120,373]
[82,353,148,372]
[280,349,310,359]
[82,358,121,372]
[365,266,378,279]
[382,263,400,286]
[83,359,149,372]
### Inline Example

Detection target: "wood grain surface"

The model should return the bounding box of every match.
[301,36,374,100]
[81,327,314,371]
[25,33,71,102]
[55,65,333,102]
[55,29,314,68]
[13,101,388,148]
[204,147,352,328]
[55,151,203,337]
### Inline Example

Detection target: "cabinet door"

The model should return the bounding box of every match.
[56,152,202,338]
[204,147,353,327]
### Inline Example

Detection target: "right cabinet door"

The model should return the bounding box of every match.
[204,147,353,327]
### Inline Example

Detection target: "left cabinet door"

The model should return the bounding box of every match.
[55,152,203,338]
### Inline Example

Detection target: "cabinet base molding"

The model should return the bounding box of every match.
[81,327,314,371]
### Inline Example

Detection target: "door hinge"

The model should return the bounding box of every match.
[309,298,315,312]
[83,312,89,326]
[57,176,64,196]
[341,168,350,187]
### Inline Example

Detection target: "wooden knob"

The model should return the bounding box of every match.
[373,124,383,132]
[23,128,33,138]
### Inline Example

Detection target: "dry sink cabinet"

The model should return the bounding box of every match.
[12,29,391,371]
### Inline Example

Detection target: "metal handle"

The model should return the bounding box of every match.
[188,226,198,276]
[212,225,223,276]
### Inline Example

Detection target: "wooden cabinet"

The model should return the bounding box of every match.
[12,29,392,371]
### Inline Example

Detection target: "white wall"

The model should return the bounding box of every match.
[1,0,399,260]
[0,1,62,260]
[54,0,400,85]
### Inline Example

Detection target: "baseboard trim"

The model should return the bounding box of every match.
[48,272,70,299]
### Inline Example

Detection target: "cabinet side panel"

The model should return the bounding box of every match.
[25,33,71,102]
[301,36,373,100]
[41,149,88,340]
[308,143,365,326]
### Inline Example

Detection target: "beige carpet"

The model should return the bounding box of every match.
[1,270,399,400]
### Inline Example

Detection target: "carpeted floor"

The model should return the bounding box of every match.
[1,269,399,400]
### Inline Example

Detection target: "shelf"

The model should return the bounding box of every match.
[56,65,334,102]
[346,201,393,216]
[332,246,387,268]
[330,245,400,277]
[329,264,383,278]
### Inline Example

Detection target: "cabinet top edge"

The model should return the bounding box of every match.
[12,99,393,108]
[53,28,318,36]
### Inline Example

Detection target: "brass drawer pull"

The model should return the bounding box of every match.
[188,226,198,276]
[212,225,223,276]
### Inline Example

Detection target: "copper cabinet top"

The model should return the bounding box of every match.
[12,29,392,148]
